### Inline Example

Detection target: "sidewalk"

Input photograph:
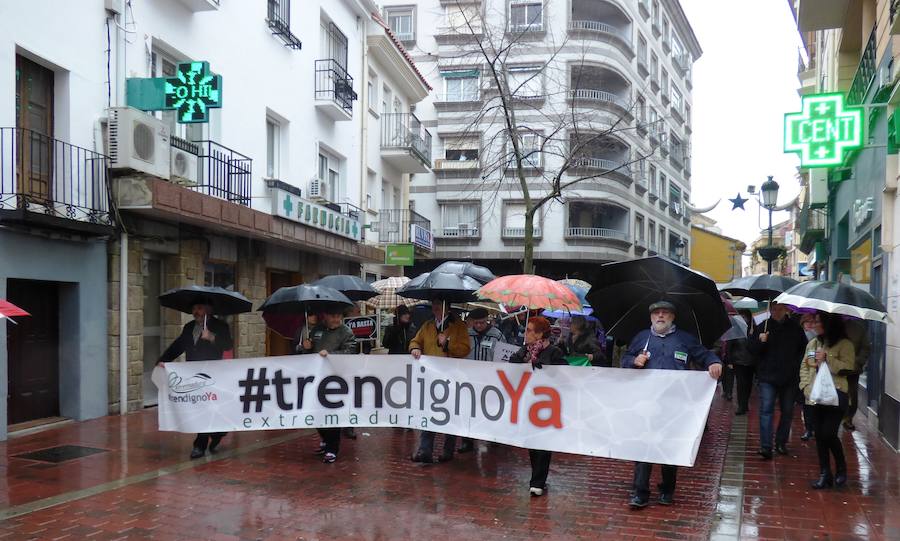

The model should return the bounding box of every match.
[0,389,894,540]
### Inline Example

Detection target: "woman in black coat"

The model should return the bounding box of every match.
[509,316,566,497]
[565,316,609,367]
[382,304,418,354]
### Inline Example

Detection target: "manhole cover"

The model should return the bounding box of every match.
[13,445,108,463]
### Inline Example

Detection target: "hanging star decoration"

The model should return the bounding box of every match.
[729,193,748,210]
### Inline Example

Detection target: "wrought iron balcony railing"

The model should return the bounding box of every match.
[267,0,302,49]
[193,140,252,206]
[0,127,112,230]
[381,113,432,166]
[315,59,356,115]
[848,24,877,105]
[371,208,431,245]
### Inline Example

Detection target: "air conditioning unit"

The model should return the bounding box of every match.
[108,107,171,179]
[170,146,199,186]
[309,178,329,201]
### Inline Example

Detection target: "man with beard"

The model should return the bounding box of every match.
[621,300,722,509]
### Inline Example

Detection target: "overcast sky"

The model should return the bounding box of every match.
[680,0,803,247]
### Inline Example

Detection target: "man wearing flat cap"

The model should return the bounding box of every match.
[467,308,507,362]
[621,300,722,509]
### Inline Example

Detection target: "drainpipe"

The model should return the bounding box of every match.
[117,0,128,416]
[360,16,369,247]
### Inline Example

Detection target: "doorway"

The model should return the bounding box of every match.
[7,279,60,424]
[266,270,301,356]
[142,256,164,406]
[15,54,54,204]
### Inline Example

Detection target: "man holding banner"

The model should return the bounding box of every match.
[621,300,722,509]
[409,298,471,463]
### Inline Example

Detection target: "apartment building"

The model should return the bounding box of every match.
[383,0,700,277]
[0,0,430,434]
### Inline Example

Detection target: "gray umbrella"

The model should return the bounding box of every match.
[397,271,483,303]
[159,285,252,316]
[258,284,354,314]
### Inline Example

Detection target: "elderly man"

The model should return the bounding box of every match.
[749,301,808,459]
[303,307,357,464]
[467,308,507,361]
[409,298,471,463]
[621,300,722,509]
[158,297,233,459]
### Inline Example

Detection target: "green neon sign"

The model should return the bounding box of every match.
[126,61,222,124]
[784,93,863,168]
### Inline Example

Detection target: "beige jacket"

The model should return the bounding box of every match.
[799,337,855,405]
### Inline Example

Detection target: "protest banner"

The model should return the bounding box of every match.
[154,354,716,466]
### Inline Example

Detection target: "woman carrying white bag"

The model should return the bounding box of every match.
[799,312,855,490]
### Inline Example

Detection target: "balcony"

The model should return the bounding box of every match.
[848,25,876,105]
[0,127,113,235]
[193,140,252,206]
[502,226,542,239]
[176,0,219,12]
[381,113,432,173]
[798,204,827,254]
[372,208,432,251]
[649,184,659,202]
[634,172,648,194]
[437,223,480,239]
[569,88,633,119]
[566,200,630,247]
[569,133,632,184]
[650,74,659,92]
[797,0,851,32]
[267,0,302,49]
[568,20,633,59]
[638,0,650,19]
[434,157,481,178]
[433,91,483,112]
[673,53,690,74]
[315,59,356,121]
[798,52,818,95]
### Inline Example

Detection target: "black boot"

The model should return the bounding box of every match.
[812,470,833,489]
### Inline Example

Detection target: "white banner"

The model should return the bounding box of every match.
[153,355,717,466]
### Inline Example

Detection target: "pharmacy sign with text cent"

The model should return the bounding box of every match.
[784,93,863,168]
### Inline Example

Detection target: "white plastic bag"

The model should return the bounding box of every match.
[809,361,839,406]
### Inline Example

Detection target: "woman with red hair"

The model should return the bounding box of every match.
[508,316,566,497]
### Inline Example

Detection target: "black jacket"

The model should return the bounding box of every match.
[160,317,233,362]
[565,332,610,367]
[508,343,566,368]
[749,316,807,386]
[382,322,417,354]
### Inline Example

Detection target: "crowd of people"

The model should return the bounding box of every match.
[157,291,867,506]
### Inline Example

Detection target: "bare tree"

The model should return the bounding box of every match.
[432,0,673,274]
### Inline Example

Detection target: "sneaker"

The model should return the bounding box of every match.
[800,430,813,441]
[190,447,205,459]
[529,486,544,497]
[322,452,337,464]
[628,495,649,509]
[658,493,674,506]
[314,442,327,455]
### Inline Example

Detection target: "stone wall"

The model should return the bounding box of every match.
[107,237,145,414]
[236,242,267,359]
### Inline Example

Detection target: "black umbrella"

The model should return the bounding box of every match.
[432,261,496,284]
[775,280,889,323]
[311,275,378,301]
[397,271,483,303]
[159,285,252,316]
[721,274,800,301]
[586,256,730,347]
[258,284,354,314]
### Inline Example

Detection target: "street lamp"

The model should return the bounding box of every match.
[758,175,781,275]
[674,239,686,264]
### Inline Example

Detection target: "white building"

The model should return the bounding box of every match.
[384,0,700,277]
[0,0,430,432]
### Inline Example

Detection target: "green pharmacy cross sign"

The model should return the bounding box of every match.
[784,93,863,168]
[126,61,222,124]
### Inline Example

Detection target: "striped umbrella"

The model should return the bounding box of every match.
[559,278,591,291]
[477,275,582,312]
[364,276,423,310]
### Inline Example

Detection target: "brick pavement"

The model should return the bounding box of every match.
[0,388,895,540]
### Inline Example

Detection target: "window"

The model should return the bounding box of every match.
[672,37,684,62]
[503,202,539,237]
[443,71,480,101]
[671,86,683,114]
[648,220,656,247]
[638,35,648,65]
[318,149,342,202]
[507,66,542,99]
[661,70,669,96]
[659,173,667,201]
[321,22,349,70]
[509,130,543,168]
[663,19,670,45]
[439,202,480,236]
[368,72,378,111]
[650,53,659,82]
[509,1,543,32]
[384,6,415,42]
[649,164,657,193]
[151,48,204,142]
[685,104,692,125]
[446,4,482,33]
[266,118,280,178]
[652,0,660,27]
[382,85,392,114]
[649,107,659,131]
[635,214,645,242]
[637,95,647,124]
[658,226,666,253]
[443,136,480,162]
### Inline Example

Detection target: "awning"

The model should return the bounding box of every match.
[440,69,479,78]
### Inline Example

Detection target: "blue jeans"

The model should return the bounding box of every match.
[758,382,796,449]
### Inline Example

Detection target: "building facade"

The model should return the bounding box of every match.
[0,0,430,435]
[384,0,699,277]
[690,218,745,284]
[792,0,896,449]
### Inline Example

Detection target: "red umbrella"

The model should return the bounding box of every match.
[0,299,29,320]
[477,275,581,312]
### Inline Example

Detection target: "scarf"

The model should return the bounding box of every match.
[526,339,548,365]
[650,324,677,338]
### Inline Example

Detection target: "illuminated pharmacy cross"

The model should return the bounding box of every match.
[283,194,293,216]
[164,61,222,124]
[784,94,863,168]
